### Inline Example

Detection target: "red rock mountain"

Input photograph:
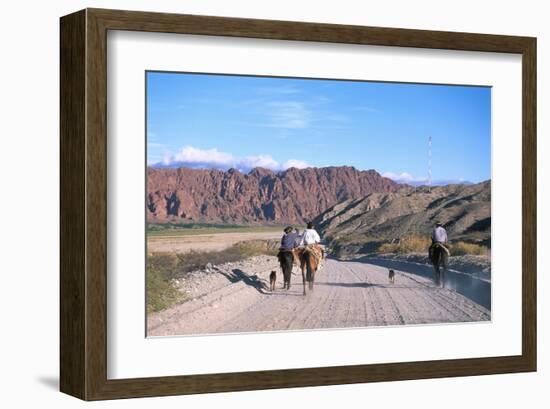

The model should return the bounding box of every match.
[147,166,401,225]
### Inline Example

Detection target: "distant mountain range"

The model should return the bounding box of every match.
[147,166,401,224]
[314,180,491,254]
[404,180,474,187]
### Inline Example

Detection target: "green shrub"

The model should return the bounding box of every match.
[146,239,277,313]
[146,263,182,313]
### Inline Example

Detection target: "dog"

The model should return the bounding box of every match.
[269,271,277,292]
[388,269,395,284]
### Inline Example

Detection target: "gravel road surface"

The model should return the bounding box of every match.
[147,257,490,336]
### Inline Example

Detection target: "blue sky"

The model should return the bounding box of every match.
[147,71,491,184]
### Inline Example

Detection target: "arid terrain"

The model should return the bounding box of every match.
[146,167,492,336]
[316,181,491,256]
[147,166,490,256]
[147,229,282,254]
[147,255,490,337]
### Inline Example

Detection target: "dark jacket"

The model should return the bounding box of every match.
[280,232,298,251]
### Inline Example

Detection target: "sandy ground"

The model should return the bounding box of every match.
[147,256,490,337]
[147,230,282,253]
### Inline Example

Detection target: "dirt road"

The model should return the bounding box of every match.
[147,257,490,337]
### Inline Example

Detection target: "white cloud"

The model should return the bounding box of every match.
[282,159,310,169]
[382,171,473,186]
[147,155,162,166]
[164,146,234,167]
[157,146,311,173]
[240,154,280,170]
[382,171,427,183]
[266,101,311,129]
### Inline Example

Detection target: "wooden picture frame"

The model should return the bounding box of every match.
[60,8,536,400]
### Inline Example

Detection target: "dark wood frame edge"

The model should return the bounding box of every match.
[60,8,537,401]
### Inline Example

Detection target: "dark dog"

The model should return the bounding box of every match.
[388,269,395,284]
[269,271,277,292]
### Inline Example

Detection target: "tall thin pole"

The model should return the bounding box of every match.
[428,135,432,191]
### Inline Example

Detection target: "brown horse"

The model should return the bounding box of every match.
[429,243,448,288]
[293,246,322,295]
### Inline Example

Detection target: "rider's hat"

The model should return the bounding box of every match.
[435,221,443,226]
[284,226,293,233]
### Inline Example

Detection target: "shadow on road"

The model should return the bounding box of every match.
[218,268,269,294]
[317,281,425,289]
[267,290,305,297]
[316,281,373,288]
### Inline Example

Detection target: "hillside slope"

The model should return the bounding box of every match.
[315,181,490,254]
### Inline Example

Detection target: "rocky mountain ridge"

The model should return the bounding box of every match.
[147,166,401,224]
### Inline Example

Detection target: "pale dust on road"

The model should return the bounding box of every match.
[147,257,490,337]
[147,230,282,253]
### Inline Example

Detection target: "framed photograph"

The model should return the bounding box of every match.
[60,8,536,400]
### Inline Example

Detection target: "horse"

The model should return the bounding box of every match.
[293,246,322,295]
[429,243,449,288]
[277,250,294,290]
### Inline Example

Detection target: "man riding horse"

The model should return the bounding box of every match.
[277,226,298,290]
[429,221,450,255]
[298,222,321,248]
[295,222,324,294]
[429,221,450,287]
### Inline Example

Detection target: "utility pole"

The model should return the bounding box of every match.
[428,135,432,192]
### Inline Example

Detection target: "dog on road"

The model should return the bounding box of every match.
[388,269,395,284]
[269,271,277,292]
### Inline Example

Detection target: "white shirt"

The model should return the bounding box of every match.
[299,229,321,246]
[432,226,448,243]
